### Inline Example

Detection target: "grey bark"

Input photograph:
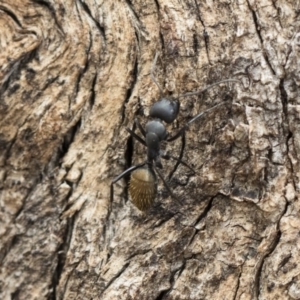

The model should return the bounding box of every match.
[0,0,299,299]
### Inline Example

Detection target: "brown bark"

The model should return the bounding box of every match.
[0,0,299,299]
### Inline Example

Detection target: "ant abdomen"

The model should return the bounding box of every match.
[129,167,157,211]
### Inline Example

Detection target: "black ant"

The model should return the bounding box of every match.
[111,52,239,211]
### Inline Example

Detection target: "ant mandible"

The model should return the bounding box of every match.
[111,52,239,211]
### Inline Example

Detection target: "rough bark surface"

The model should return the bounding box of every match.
[0,0,299,299]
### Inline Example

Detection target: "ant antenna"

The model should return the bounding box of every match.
[151,51,164,97]
[151,51,240,101]
[178,79,240,98]
[167,101,228,142]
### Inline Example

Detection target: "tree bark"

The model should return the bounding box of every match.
[0,0,299,299]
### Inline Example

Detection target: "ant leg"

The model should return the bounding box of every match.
[161,134,195,176]
[151,51,163,97]
[161,132,193,180]
[171,132,185,179]
[167,101,227,142]
[110,162,147,203]
[153,165,182,206]
[135,118,146,137]
[163,153,195,174]
[126,127,146,146]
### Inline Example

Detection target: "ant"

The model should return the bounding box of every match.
[111,52,239,211]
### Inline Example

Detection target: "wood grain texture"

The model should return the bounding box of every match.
[0,0,299,299]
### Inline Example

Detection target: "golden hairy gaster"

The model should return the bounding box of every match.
[129,168,157,211]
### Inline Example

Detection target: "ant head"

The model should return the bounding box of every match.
[149,98,180,123]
